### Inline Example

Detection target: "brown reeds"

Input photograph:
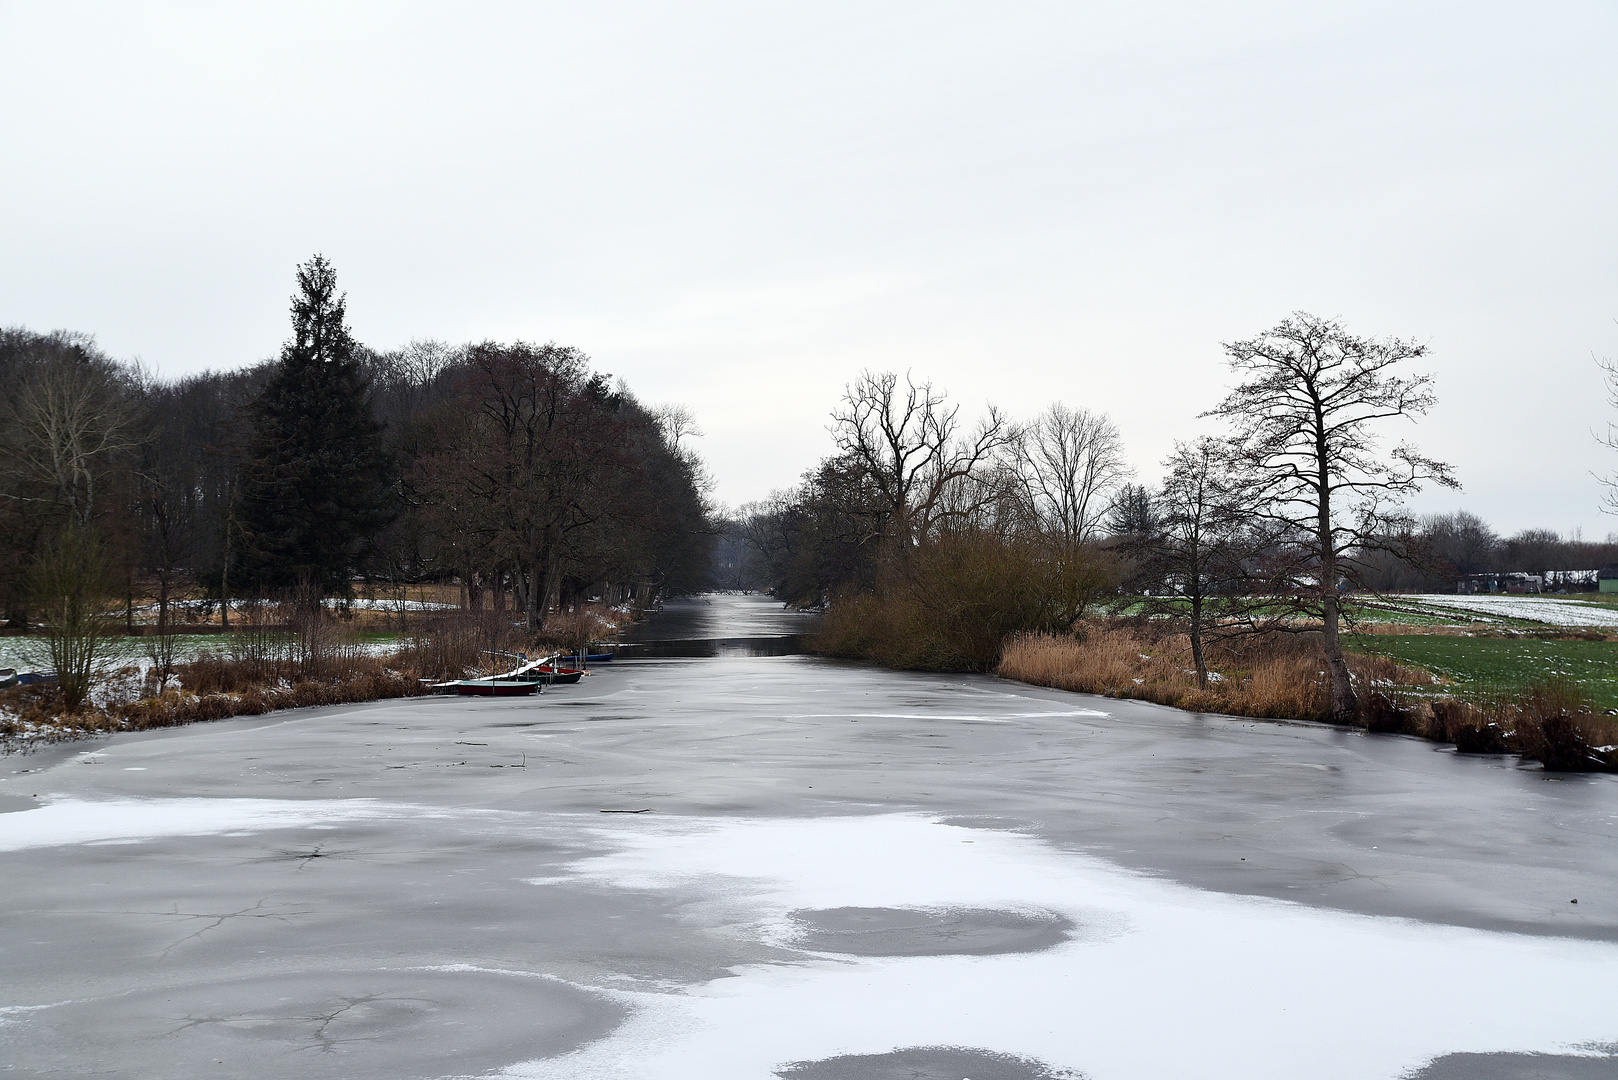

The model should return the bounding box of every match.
[998,624,1618,772]
[997,623,1433,724]
[113,658,428,732]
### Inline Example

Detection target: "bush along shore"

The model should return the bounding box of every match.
[0,602,636,754]
[996,623,1618,773]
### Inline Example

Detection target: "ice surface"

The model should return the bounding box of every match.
[785,906,1075,957]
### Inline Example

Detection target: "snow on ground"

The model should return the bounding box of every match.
[123,597,457,617]
[328,598,456,612]
[1399,594,1618,628]
[0,636,405,675]
[509,814,1618,1080]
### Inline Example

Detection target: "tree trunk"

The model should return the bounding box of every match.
[156,575,173,689]
[533,547,561,630]
[1189,592,1207,691]
[1322,588,1357,721]
[513,570,529,622]
[1318,426,1357,723]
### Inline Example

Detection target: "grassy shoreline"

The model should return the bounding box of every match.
[996,625,1618,772]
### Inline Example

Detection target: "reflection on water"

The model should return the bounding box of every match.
[612,635,810,659]
[616,593,818,648]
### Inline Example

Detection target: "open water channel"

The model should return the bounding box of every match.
[3,593,1617,1079]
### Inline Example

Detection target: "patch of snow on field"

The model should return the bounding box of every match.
[328,598,457,612]
[507,814,1618,1080]
[1402,594,1618,627]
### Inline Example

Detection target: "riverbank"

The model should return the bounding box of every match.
[0,600,646,754]
[998,625,1618,772]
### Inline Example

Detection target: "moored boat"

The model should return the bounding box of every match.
[497,664,585,685]
[452,678,538,697]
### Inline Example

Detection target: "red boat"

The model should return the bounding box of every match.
[453,678,538,696]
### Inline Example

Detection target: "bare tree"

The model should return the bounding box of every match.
[1206,312,1457,722]
[1505,527,1561,582]
[1012,403,1131,546]
[414,342,625,628]
[1597,345,1618,516]
[1151,437,1250,690]
[7,340,134,530]
[651,403,703,454]
[1422,510,1499,579]
[829,370,1011,550]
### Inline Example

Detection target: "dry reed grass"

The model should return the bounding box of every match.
[539,603,634,651]
[998,623,1618,771]
[998,623,1434,724]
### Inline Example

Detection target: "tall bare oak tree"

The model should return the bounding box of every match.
[1207,312,1457,721]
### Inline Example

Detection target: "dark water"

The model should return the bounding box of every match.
[612,634,811,658]
[612,593,818,657]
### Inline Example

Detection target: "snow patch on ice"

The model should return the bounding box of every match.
[503,814,1618,1080]
[0,797,481,852]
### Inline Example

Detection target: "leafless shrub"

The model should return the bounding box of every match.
[396,611,521,680]
[28,528,130,712]
[1510,678,1618,771]
[813,533,1122,672]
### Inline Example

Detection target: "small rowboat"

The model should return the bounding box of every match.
[453,679,538,697]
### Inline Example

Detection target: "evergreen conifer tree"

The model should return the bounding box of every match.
[237,255,394,598]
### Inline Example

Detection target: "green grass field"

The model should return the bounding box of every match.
[1348,634,1618,709]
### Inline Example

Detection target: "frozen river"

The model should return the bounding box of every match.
[3,594,1617,1079]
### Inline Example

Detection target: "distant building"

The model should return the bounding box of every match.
[1457,572,1542,594]
[1545,569,1600,591]
[1600,566,1618,594]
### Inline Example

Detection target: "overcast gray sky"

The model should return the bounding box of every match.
[4,2,1615,535]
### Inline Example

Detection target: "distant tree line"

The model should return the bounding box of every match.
[1,256,714,652]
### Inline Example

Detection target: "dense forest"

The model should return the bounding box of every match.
[0,256,714,639]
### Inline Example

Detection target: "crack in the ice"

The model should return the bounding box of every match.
[159,992,436,1051]
[1310,862,1394,891]
[126,899,306,958]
